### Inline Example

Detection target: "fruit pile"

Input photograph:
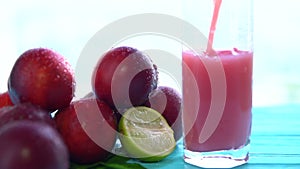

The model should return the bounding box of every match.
[0,46,182,169]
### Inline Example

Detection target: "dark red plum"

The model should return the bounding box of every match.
[54,98,117,164]
[8,48,75,111]
[0,91,13,108]
[92,46,158,111]
[0,121,69,169]
[0,103,55,128]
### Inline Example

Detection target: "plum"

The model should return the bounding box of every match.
[92,46,158,111]
[0,103,55,128]
[8,48,75,111]
[0,91,13,108]
[144,86,182,141]
[0,121,69,169]
[54,98,117,164]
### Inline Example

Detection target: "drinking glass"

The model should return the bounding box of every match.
[182,0,253,168]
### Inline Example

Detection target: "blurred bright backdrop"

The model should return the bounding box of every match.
[0,0,299,107]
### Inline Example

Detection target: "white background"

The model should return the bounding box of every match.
[0,0,299,107]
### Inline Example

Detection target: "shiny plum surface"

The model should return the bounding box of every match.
[92,46,158,111]
[0,121,69,169]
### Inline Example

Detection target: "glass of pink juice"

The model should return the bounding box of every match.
[182,0,253,168]
[182,49,252,167]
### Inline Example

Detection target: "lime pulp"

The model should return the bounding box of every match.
[118,106,176,162]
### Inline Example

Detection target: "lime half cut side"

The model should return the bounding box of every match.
[119,106,176,162]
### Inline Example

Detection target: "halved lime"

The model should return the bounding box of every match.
[118,106,176,162]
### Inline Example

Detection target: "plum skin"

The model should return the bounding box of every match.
[8,48,75,111]
[0,91,13,108]
[0,103,55,128]
[0,121,69,169]
[92,46,158,111]
[54,98,117,164]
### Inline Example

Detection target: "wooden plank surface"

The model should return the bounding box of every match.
[249,105,300,165]
[139,105,300,168]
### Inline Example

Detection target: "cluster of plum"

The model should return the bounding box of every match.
[0,46,182,169]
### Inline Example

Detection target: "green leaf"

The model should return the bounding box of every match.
[97,162,146,169]
[69,155,146,169]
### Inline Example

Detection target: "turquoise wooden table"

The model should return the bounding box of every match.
[135,104,300,169]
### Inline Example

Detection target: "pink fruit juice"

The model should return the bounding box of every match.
[182,49,253,152]
[182,0,253,155]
